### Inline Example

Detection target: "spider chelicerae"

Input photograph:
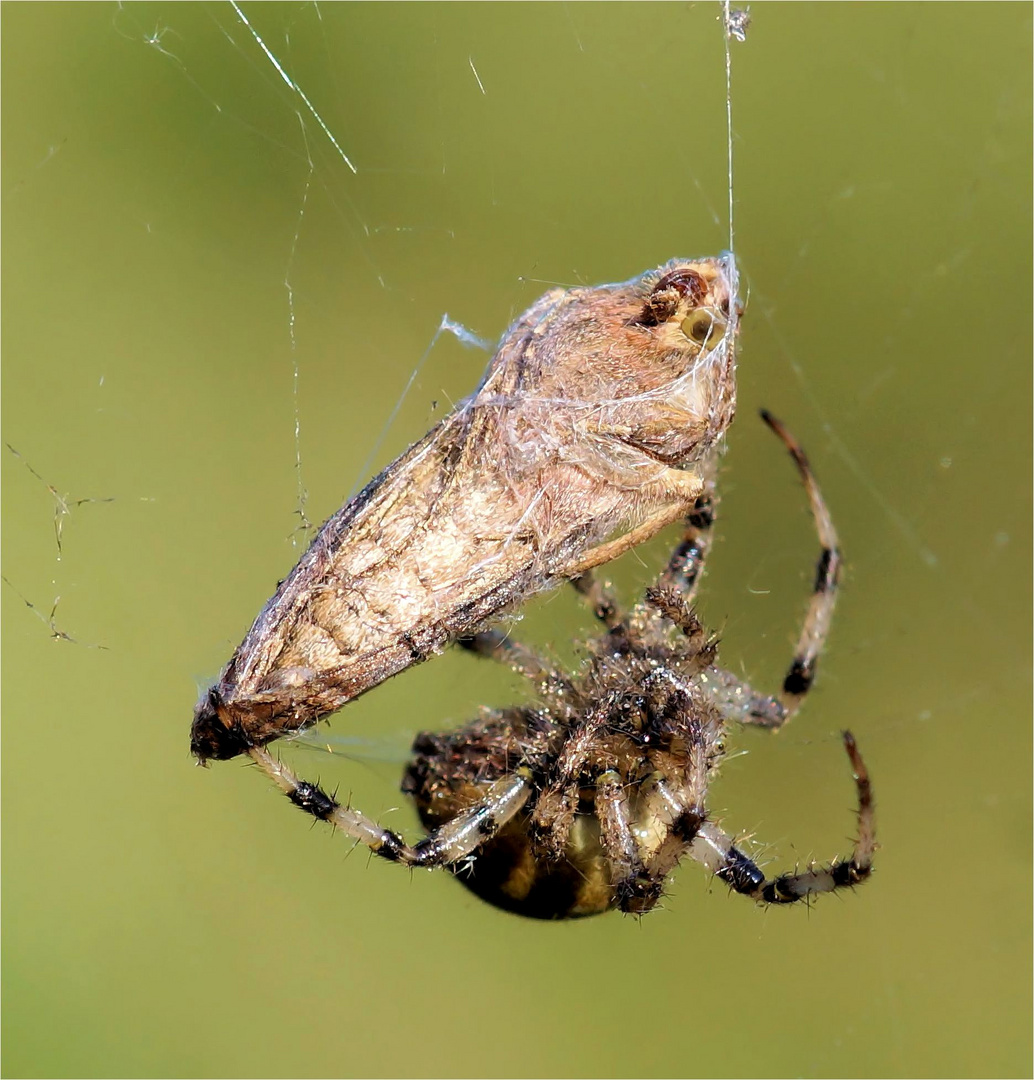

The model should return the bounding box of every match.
[251,411,875,919]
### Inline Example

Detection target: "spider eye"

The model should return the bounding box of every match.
[681,310,726,348]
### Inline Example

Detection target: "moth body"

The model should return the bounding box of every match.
[192,256,740,762]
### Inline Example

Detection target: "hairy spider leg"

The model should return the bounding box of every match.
[569,448,720,636]
[456,629,571,691]
[687,731,874,903]
[589,740,714,917]
[569,570,627,632]
[455,630,582,739]
[701,410,842,729]
[657,450,720,607]
[525,690,622,859]
[593,769,643,896]
[600,692,722,914]
[249,745,531,867]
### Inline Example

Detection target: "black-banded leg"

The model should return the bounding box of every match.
[249,746,531,867]
[658,449,719,607]
[606,712,719,915]
[689,732,874,904]
[702,411,842,730]
[570,449,718,637]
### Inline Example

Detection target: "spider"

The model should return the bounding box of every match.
[251,411,874,918]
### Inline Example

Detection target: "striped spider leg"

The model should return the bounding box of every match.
[561,408,842,730]
[699,409,843,729]
[248,744,534,869]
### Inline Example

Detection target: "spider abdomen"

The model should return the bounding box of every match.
[410,794,620,921]
[403,728,688,920]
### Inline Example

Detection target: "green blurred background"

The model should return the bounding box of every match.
[3,3,1030,1077]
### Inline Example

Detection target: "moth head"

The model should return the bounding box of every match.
[630,261,739,355]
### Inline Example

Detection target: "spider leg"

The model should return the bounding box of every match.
[249,746,531,868]
[594,769,645,892]
[456,630,579,723]
[688,732,874,904]
[572,450,718,637]
[642,589,718,676]
[657,451,719,607]
[596,763,712,918]
[530,695,617,857]
[528,781,579,858]
[570,570,627,632]
[703,411,841,729]
[697,666,787,727]
[607,711,718,915]
[456,628,569,687]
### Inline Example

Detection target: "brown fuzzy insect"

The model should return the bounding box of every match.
[191,256,740,763]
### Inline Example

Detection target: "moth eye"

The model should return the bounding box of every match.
[681,309,726,348]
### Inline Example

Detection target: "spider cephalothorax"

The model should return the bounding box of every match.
[251,412,875,919]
